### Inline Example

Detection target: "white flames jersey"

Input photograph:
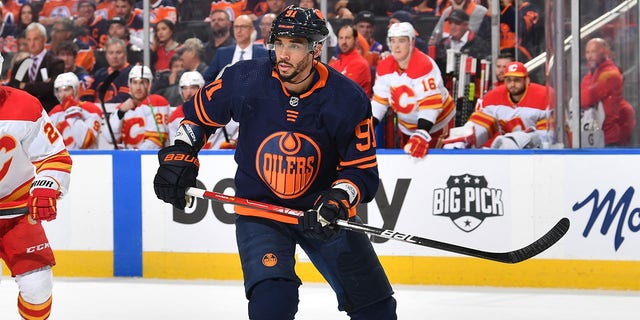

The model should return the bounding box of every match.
[105,95,170,149]
[468,83,551,146]
[49,101,103,149]
[371,48,455,135]
[168,105,239,149]
[0,87,72,213]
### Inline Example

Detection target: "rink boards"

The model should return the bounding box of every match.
[2,149,639,290]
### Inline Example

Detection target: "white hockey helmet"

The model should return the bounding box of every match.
[54,72,80,102]
[179,71,205,88]
[128,65,153,86]
[387,22,415,43]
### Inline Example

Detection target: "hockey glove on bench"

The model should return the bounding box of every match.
[300,188,352,241]
[154,140,199,209]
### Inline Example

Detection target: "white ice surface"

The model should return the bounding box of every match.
[0,277,638,319]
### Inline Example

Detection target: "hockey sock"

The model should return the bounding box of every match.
[18,294,52,320]
[248,279,299,320]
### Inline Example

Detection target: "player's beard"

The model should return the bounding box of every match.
[277,56,312,83]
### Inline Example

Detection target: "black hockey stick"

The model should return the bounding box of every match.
[98,70,120,149]
[185,187,570,264]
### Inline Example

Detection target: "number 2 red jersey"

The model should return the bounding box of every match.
[0,87,72,213]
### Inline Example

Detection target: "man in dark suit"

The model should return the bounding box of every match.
[8,22,64,112]
[203,15,268,82]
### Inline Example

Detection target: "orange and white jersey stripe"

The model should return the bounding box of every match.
[0,87,72,212]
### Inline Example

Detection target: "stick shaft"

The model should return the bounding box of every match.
[185,187,569,264]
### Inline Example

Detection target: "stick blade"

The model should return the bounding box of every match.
[503,217,570,263]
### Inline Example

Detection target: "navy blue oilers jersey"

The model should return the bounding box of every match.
[182,57,379,223]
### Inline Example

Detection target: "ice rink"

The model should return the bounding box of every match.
[0,277,637,319]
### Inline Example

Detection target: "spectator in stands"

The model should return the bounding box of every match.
[428,0,490,47]
[49,18,92,60]
[518,1,544,59]
[7,22,65,112]
[386,10,428,54]
[178,37,207,74]
[388,0,439,16]
[175,0,210,21]
[333,0,354,20]
[1,0,21,22]
[134,0,178,24]
[38,0,77,27]
[263,0,287,15]
[154,37,207,106]
[354,10,383,68]
[0,6,17,55]
[96,0,117,20]
[54,41,91,93]
[81,37,132,103]
[296,0,337,51]
[203,14,268,82]
[73,0,109,49]
[151,53,184,107]
[244,0,269,20]
[203,9,235,64]
[49,72,103,149]
[580,37,635,147]
[329,23,371,97]
[114,0,145,49]
[254,12,276,46]
[13,3,36,37]
[105,65,170,149]
[93,16,142,71]
[434,9,490,78]
[493,51,515,89]
[371,22,454,155]
[150,19,181,73]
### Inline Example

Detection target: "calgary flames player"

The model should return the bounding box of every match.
[104,65,170,149]
[168,71,238,149]
[154,5,397,320]
[371,22,455,158]
[443,61,552,149]
[0,54,72,319]
[49,72,103,149]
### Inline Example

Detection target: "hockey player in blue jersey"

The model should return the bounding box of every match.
[153,5,397,319]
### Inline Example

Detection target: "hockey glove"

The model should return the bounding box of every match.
[28,178,60,221]
[299,188,351,241]
[153,140,199,209]
[404,129,431,158]
[61,96,82,119]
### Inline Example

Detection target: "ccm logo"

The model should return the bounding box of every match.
[163,154,199,165]
[26,242,50,253]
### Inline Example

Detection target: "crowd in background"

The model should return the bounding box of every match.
[0,0,634,149]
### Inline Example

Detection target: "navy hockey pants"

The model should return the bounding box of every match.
[235,215,397,319]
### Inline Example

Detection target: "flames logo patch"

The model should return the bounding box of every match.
[256,131,321,199]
